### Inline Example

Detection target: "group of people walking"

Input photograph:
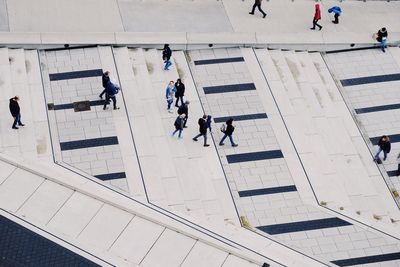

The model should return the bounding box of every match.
[166,78,238,148]
[100,70,120,110]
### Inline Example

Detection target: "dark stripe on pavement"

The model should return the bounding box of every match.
[54,100,105,110]
[213,113,268,123]
[238,185,297,197]
[226,150,283,164]
[370,134,400,145]
[203,83,256,94]
[257,217,352,235]
[94,172,126,181]
[60,136,118,151]
[331,252,400,266]
[341,73,400,86]
[49,69,103,81]
[194,57,244,65]
[355,103,400,114]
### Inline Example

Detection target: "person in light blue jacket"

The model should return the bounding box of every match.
[328,6,342,24]
[165,81,176,113]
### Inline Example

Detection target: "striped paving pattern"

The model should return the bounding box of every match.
[189,47,400,266]
[40,47,128,191]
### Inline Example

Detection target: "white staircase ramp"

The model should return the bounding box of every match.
[121,47,240,227]
[0,151,328,267]
[254,48,400,230]
[24,49,53,162]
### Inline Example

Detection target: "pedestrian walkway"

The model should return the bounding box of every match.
[187,47,400,266]
[0,153,268,267]
[39,46,133,193]
[0,48,51,162]
[324,47,400,209]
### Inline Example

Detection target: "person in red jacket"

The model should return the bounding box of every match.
[310,3,322,30]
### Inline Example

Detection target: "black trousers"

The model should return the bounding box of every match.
[175,96,184,107]
[312,19,322,29]
[104,94,117,109]
[99,88,106,98]
[251,4,266,16]
[334,13,339,24]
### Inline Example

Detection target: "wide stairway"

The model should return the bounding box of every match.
[2,45,400,266]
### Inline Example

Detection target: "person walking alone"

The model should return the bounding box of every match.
[9,96,25,129]
[374,135,391,162]
[103,80,120,110]
[174,78,185,107]
[162,44,172,70]
[310,3,322,30]
[172,114,185,139]
[376,27,388,53]
[328,6,342,24]
[193,115,210,147]
[177,100,189,128]
[219,118,238,147]
[165,81,176,113]
[249,0,266,18]
[99,71,110,99]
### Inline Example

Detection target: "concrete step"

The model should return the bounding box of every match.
[0,155,265,267]
[111,46,148,200]
[24,49,52,162]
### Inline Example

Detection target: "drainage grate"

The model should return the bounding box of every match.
[73,101,91,112]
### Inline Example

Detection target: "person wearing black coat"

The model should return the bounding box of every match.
[192,115,209,147]
[162,44,172,70]
[175,78,185,107]
[219,118,238,147]
[177,100,189,128]
[99,71,110,99]
[9,96,25,129]
[376,27,388,52]
[374,135,391,162]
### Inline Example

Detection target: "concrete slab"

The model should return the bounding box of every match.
[118,0,232,33]
[7,0,124,32]
[0,0,8,31]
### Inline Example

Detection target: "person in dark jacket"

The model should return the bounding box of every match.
[99,71,110,99]
[177,100,189,128]
[206,115,212,132]
[172,114,185,138]
[374,135,391,162]
[249,0,266,18]
[376,27,388,52]
[162,44,172,70]
[103,80,120,110]
[175,78,185,107]
[9,96,25,129]
[192,115,210,147]
[310,3,322,30]
[328,6,341,24]
[219,118,238,147]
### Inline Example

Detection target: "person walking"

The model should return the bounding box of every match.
[249,0,267,19]
[206,115,212,133]
[328,6,342,24]
[310,3,322,30]
[174,78,185,107]
[172,114,185,139]
[162,44,172,70]
[374,135,391,162]
[99,71,110,99]
[103,80,120,110]
[193,115,210,147]
[219,118,238,147]
[177,100,189,128]
[165,81,176,113]
[9,96,25,129]
[376,27,388,52]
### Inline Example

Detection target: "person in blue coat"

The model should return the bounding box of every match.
[328,6,342,24]
[103,80,120,110]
